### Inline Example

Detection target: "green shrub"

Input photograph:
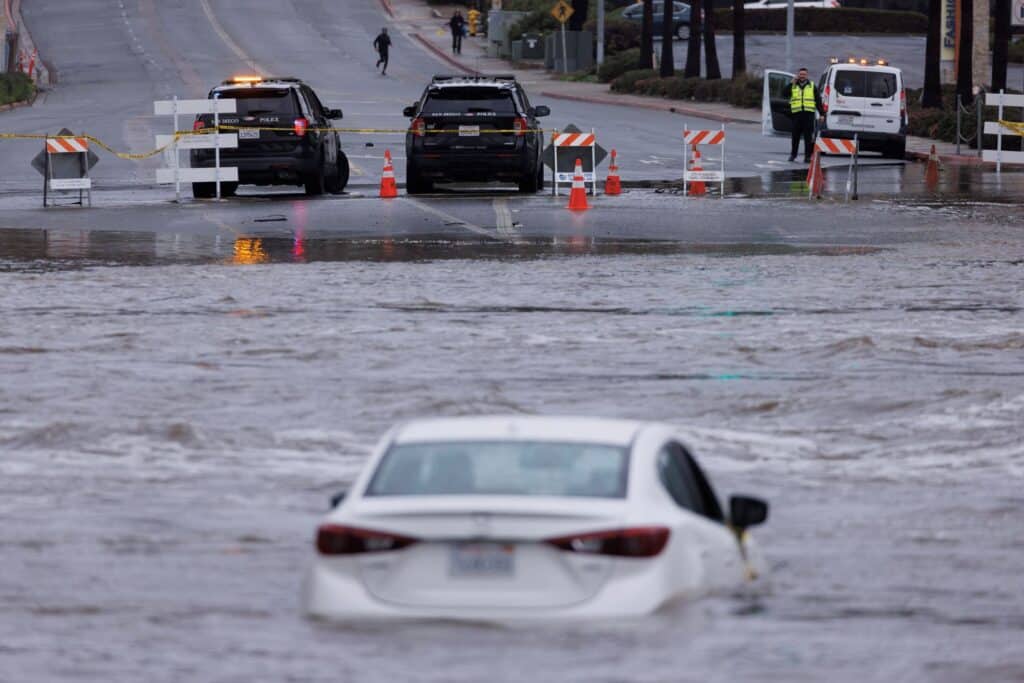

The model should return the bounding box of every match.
[609,72,762,109]
[0,73,34,107]
[715,7,927,34]
[597,48,642,82]
[583,18,640,55]
[610,68,658,93]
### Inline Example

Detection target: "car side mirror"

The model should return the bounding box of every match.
[326,108,343,120]
[729,495,768,531]
[329,490,347,509]
[403,106,416,118]
[531,105,550,118]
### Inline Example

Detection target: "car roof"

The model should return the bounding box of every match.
[393,415,646,447]
[827,64,901,74]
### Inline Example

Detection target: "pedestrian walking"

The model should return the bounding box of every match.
[785,68,825,163]
[449,11,466,55]
[373,28,392,75]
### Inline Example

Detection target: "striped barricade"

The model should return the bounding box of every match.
[809,135,861,201]
[553,129,598,196]
[815,137,858,155]
[682,124,726,197]
[982,91,1024,172]
[43,135,92,206]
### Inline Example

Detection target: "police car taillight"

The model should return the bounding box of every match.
[193,120,206,131]
[411,117,426,137]
[513,116,529,136]
[294,117,308,137]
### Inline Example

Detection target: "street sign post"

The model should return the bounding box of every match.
[550,0,574,74]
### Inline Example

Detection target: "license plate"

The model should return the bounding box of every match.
[834,116,854,126]
[458,125,480,137]
[449,543,515,577]
[238,128,260,140]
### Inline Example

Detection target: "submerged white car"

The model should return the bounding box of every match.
[304,416,768,620]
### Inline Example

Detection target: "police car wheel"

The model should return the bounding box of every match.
[518,169,539,193]
[222,182,238,197]
[326,150,349,194]
[192,182,215,199]
[304,163,326,196]
[406,163,433,195]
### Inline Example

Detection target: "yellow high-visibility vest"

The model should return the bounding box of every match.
[790,82,817,114]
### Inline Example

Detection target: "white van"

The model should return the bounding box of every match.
[762,61,908,159]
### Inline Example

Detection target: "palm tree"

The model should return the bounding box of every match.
[641,0,655,69]
[732,0,746,79]
[921,0,942,108]
[955,0,973,106]
[661,0,675,77]
[684,0,702,77]
[992,0,1010,91]
[703,0,721,79]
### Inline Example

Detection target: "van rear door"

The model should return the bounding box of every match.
[827,68,901,135]
[762,70,795,136]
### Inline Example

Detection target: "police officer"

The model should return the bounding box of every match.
[786,68,824,163]
[373,28,392,76]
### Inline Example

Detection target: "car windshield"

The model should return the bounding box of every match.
[366,441,630,498]
[421,88,517,117]
[218,88,297,115]
[833,70,897,99]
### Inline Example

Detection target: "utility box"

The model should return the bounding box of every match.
[545,31,593,73]
[520,33,545,60]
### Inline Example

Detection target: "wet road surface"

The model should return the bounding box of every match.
[2,198,1024,682]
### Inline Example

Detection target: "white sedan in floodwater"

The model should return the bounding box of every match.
[304,416,768,620]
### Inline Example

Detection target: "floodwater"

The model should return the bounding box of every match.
[2,201,1023,682]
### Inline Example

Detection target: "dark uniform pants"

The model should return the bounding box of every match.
[452,31,462,53]
[791,111,816,160]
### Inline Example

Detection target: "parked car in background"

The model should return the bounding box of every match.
[620,1,693,40]
[745,0,840,8]
[305,415,769,620]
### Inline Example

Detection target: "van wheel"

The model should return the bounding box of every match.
[883,140,906,160]
[192,182,215,199]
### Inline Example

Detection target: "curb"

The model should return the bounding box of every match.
[0,90,38,113]
[538,91,760,124]
[411,33,479,76]
[905,149,986,166]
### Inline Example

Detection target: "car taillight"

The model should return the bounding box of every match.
[513,116,529,136]
[316,524,418,555]
[193,119,205,131]
[899,89,907,118]
[545,527,670,558]
[294,117,308,137]
[822,85,830,113]
[411,117,426,137]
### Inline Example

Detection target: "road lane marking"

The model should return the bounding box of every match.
[198,0,267,74]
[404,197,502,240]
[493,198,520,240]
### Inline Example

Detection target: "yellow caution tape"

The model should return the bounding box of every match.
[998,120,1024,136]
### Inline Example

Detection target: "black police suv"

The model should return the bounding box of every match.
[191,77,349,198]
[402,75,550,194]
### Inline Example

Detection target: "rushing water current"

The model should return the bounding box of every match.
[2,207,1023,682]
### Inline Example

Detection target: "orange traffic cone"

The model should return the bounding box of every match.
[567,159,589,211]
[688,146,706,196]
[924,144,940,188]
[605,149,622,196]
[806,149,824,198]
[379,150,398,198]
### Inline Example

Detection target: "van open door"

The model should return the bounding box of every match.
[762,70,794,137]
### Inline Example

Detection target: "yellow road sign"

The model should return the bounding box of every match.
[550,0,574,24]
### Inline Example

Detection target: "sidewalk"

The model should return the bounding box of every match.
[392,0,981,164]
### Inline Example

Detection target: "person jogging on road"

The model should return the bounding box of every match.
[785,67,825,163]
[449,11,466,55]
[373,28,392,75]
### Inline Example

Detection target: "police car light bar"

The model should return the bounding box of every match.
[230,75,263,84]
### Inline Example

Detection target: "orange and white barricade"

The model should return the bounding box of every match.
[553,129,598,196]
[682,124,726,197]
[43,135,92,208]
[811,134,860,201]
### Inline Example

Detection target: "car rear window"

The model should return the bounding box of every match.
[832,70,898,99]
[216,88,298,116]
[366,441,630,498]
[421,87,517,117]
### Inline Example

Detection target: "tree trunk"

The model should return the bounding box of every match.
[991,0,1009,91]
[703,0,721,79]
[955,0,973,106]
[921,0,943,108]
[731,0,746,79]
[641,0,654,69]
[684,0,702,77]
[660,0,675,77]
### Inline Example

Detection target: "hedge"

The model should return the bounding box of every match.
[611,69,763,108]
[598,47,643,82]
[0,73,34,107]
[714,7,926,34]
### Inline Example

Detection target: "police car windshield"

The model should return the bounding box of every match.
[220,88,297,116]
[833,70,897,99]
[422,87,517,116]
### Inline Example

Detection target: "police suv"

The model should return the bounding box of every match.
[191,76,349,198]
[763,60,908,158]
[402,75,550,194]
